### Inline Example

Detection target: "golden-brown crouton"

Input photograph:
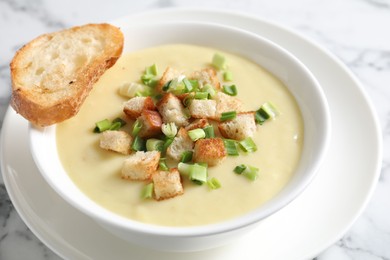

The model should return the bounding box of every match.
[188,99,217,119]
[156,67,182,93]
[138,110,162,138]
[213,92,243,116]
[99,130,132,155]
[157,93,189,127]
[121,151,160,180]
[193,138,226,166]
[218,112,256,141]
[166,127,194,161]
[185,118,209,131]
[123,96,155,119]
[152,168,184,200]
[190,68,220,90]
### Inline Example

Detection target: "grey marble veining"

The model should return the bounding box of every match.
[1,0,389,259]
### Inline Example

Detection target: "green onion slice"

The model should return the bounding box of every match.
[233,164,246,174]
[202,84,216,98]
[194,92,209,100]
[178,162,191,176]
[161,122,178,138]
[162,80,172,92]
[180,151,193,163]
[223,71,233,81]
[94,119,111,133]
[220,111,237,121]
[162,137,174,152]
[203,125,215,138]
[189,163,208,184]
[212,53,227,70]
[207,177,222,190]
[243,165,259,181]
[132,136,146,151]
[222,84,238,96]
[141,183,154,199]
[146,138,164,152]
[146,64,158,76]
[223,139,239,156]
[183,78,193,92]
[159,158,169,171]
[238,137,257,153]
[132,119,143,136]
[188,128,206,141]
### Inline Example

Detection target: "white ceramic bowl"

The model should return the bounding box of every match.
[29,21,331,252]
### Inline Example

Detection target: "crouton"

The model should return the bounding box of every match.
[185,118,209,131]
[166,127,194,161]
[213,92,243,116]
[188,99,217,119]
[156,67,182,93]
[218,112,256,141]
[193,138,226,166]
[190,68,220,90]
[138,110,162,138]
[99,130,132,155]
[152,168,184,200]
[157,93,189,127]
[121,151,160,180]
[123,96,155,119]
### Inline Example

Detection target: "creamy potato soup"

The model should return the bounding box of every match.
[56,44,303,226]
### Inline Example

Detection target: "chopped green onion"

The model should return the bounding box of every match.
[161,122,177,138]
[180,151,193,163]
[203,125,215,138]
[239,137,257,153]
[146,138,164,151]
[182,78,193,92]
[188,128,206,141]
[118,82,144,98]
[141,183,154,199]
[223,71,233,81]
[94,119,111,133]
[212,53,227,70]
[145,64,158,76]
[162,137,174,152]
[223,139,239,156]
[222,84,238,96]
[259,102,279,119]
[189,79,199,90]
[233,164,259,181]
[178,162,191,176]
[234,164,247,174]
[194,92,209,100]
[207,177,221,190]
[220,111,237,121]
[132,119,143,136]
[159,158,169,171]
[132,136,146,151]
[202,84,216,98]
[189,163,208,184]
[140,74,154,85]
[255,110,267,125]
[183,93,195,107]
[243,165,259,181]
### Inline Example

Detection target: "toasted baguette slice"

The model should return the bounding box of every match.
[10,23,124,126]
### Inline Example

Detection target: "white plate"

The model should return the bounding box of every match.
[0,9,382,260]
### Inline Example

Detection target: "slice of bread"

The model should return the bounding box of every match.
[10,23,124,126]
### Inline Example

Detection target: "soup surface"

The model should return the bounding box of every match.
[56,44,303,226]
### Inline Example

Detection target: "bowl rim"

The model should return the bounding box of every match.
[29,20,331,238]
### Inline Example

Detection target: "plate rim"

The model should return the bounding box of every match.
[1,7,383,260]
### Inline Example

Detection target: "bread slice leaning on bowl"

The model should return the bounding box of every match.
[10,23,124,127]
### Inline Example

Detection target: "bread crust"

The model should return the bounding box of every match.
[10,23,124,126]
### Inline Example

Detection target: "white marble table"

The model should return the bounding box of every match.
[0,0,389,259]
